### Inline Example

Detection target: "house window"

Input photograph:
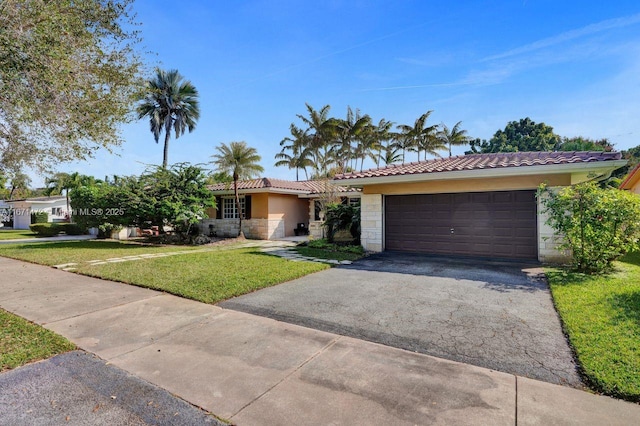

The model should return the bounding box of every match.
[348,197,360,207]
[51,207,63,216]
[222,197,245,219]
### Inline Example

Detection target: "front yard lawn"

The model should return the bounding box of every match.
[0,240,200,265]
[0,242,329,304]
[294,246,363,262]
[0,229,38,240]
[1,308,75,371]
[546,252,640,402]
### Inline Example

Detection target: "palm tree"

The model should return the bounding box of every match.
[211,142,264,237]
[437,121,471,157]
[366,118,394,168]
[381,141,403,165]
[275,124,314,181]
[334,107,370,173]
[397,111,438,162]
[137,68,200,168]
[296,104,338,176]
[45,172,97,218]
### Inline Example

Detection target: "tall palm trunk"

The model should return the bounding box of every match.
[162,129,171,168]
[65,189,71,222]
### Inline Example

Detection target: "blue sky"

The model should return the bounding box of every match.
[49,0,640,185]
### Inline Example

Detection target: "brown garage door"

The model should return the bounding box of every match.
[385,190,537,259]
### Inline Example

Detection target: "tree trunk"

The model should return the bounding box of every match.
[162,130,171,168]
[65,189,71,222]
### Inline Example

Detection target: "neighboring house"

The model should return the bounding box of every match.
[4,196,68,229]
[334,151,626,263]
[620,163,640,194]
[203,178,360,239]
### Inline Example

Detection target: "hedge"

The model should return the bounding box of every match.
[29,223,86,237]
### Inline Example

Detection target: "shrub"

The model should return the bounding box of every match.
[305,238,363,254]
[324,203,361,244]
[58,223,85,235]
[30,211,48,224]
[29,223,62,237]
[539,182,640,273]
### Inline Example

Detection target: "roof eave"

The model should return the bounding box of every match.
[334,161,628,187]
[210,188,311,196]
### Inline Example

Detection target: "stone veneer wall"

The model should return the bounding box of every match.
[199,218,285,240]
[307,199,323,239]
[360,193,383,252]
[537,189,571,264]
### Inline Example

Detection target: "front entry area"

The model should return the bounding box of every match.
[385,190,537,260]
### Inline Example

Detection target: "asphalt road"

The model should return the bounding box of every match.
[220,252,582,387]
[0,351,224,426]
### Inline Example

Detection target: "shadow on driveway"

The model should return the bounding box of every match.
[220,251,582,388]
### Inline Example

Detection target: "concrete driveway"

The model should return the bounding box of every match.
[220,252,582,387]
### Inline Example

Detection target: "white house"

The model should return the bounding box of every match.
[4,196,69,229]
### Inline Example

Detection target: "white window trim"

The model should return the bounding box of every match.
[222,196,245,219]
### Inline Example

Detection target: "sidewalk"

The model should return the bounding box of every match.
[0,234,95,245]
[1,256,638,425]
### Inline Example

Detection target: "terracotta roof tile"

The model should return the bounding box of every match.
[208,178,357,194]
[334,151,623,180]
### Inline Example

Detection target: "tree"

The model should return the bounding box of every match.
[539,182,640,273]
[397,111,440,162]
[211,142,264,237]
[0,0,145,172]
[437,121,471,157]
[71,164,215,238]
[557,137,614,152]
[334,107,370,173]
[275,124,314,181]
[8,172,31,200]
[44,172,99,218]
[467,118,561,154]
[137,68,200,168]
[296,104,338,176]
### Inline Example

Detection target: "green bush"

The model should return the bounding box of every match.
[539,182,640,273]
[306,238,363,254]
[30,211,48,224]
[29,223,62,237]
[58,223,85,235]
[324,203,361,244]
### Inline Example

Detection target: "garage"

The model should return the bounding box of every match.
[385,190,538,259]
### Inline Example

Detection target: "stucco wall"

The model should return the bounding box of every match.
[268,193,308,237]
[12,202,31,230]
[363,174,571,195]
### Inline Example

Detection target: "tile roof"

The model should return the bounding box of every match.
[334,151,623,180]
[208,178,357,194]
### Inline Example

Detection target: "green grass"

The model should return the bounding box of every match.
[1,308,75,371]
[294,246,364,262]
[0,241,329,304]
[74,248,328,303]
[0,240,200,265]
[0,229,38,240]
[546,252,640,402]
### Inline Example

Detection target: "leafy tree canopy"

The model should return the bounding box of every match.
[539,181,640,273]
[0,0,146,173]
[467,117,561,154]
[71,163,215,235]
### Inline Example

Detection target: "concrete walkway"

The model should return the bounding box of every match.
[0,234,96,245]
[0,257,638,425]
